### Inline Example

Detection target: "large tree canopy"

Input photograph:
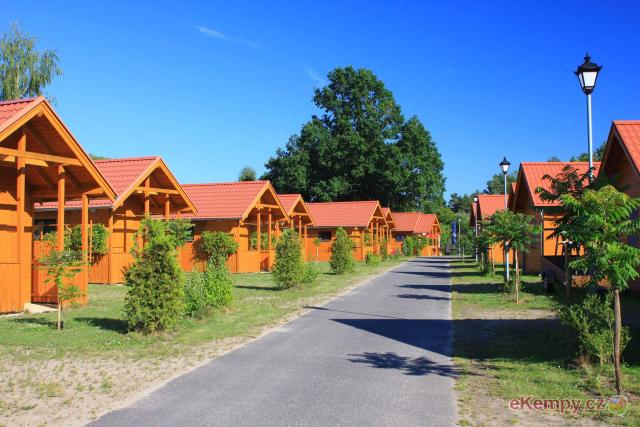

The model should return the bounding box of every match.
[262,66,445,211]
[0,23,61,101]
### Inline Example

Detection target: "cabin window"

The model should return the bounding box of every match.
[395,234,406,242]
[33,220,56,240]
[318,231,332,241]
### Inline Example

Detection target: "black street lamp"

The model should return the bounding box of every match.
[575,53,602,179]
[499,156,511,282]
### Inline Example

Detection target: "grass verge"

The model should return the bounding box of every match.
[451,258,639,426]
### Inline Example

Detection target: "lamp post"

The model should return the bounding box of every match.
[499,156,511,282]
[457,218,462,258]
[575,53,602,180]
[473,196,478,263]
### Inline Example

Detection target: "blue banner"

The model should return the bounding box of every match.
[451,221,457,245]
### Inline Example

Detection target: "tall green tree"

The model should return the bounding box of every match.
[263,66,445,210]
[561,186,640,394]
[485,171,517,195]
[238,166,257,181]
[0,23,62,101]
[570,141,606,162]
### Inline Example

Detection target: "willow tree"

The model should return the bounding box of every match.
[561,186,640,394]
[0,23,62,101]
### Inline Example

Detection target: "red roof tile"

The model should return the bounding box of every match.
[0,96,41,131]
[94,157,158,196]
[277,194,302,215]
[612,121,640,173]
[520,162,599,207]
[391,212,422,232]
[414,213,439,234]
[307,201,381,228]
[477,194,505,219]
[183,181,270,220]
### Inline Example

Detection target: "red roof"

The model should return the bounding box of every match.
[94,157,157,196]
[277,194,302,215]
[477,194,505,219]
[611,121,640,173]
[392,212,422,232]
[183,181,272,220]
[36,156,194,211]
[0,96,41,131]
[392,212,438,234]
[519,162,599,207]
[415,213,439,234]
[307,201,381,228]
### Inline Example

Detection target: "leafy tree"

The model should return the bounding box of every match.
[200,231,238,267]
[561,185,640,394]
[485,171,517,195]
[272,228,304,288]
[485,210,539,302]
[547,155,562,162]
[536,164,599,301]
[570,141,606,162]
[263,66,445,210]
[125,219,185,334]
[39,241,84,330]
[0,23,62,101]
[448,192,478,215]
[65,224,109,258]
[330,227,355,274]
[238,166,257,181]
[89,153,110,160]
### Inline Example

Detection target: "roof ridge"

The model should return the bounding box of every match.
[307,200,378,205]
[95,156,159,163]
[183,181,268,187]
[0,96,41,106]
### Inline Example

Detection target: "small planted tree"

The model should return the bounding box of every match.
[201,231,239,268]
[125,219,187,334]
[39,242,84,330]
[272,228,304,289]
[485,210,539,303]
[330,227,355,274]
[561,185,640,394]
[313,237,321,263]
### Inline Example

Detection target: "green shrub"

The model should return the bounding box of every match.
[201,231,238,267]
[125,219,185,334]
[402,236,415,256]
[381,238,389,260]
[203,262,234,308]
[559,292,631,365]
[65,224,110,257]
[330,227,355,275]
[365,252,382,266]
[301,262,321,284]
[363,232,372,246]
[183,272,208,318]
[272,229,304,289]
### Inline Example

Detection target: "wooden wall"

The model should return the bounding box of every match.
[0,165,33,313]
[305,227,373,262]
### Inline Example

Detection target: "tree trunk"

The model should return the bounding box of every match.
[613,288,623,395]
[564,243,571,303]
[57,301,62,331]
[515,249,520,304]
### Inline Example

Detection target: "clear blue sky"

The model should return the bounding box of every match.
[4,1,640,199]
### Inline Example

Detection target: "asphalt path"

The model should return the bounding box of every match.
[91,257,455,427]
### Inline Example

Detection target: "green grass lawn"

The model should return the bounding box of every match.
[451,258,640,425]
[0,259,405,361]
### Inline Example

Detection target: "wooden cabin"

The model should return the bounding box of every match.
[277,194,315,260]
[599,121,640,291]
[0,97,115,313]
[305,201,387,262]
[475,194,510,264]
[35,156,196,284]
[510,162,597,274]
[389,212,441,256]
[180,181,289,273]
